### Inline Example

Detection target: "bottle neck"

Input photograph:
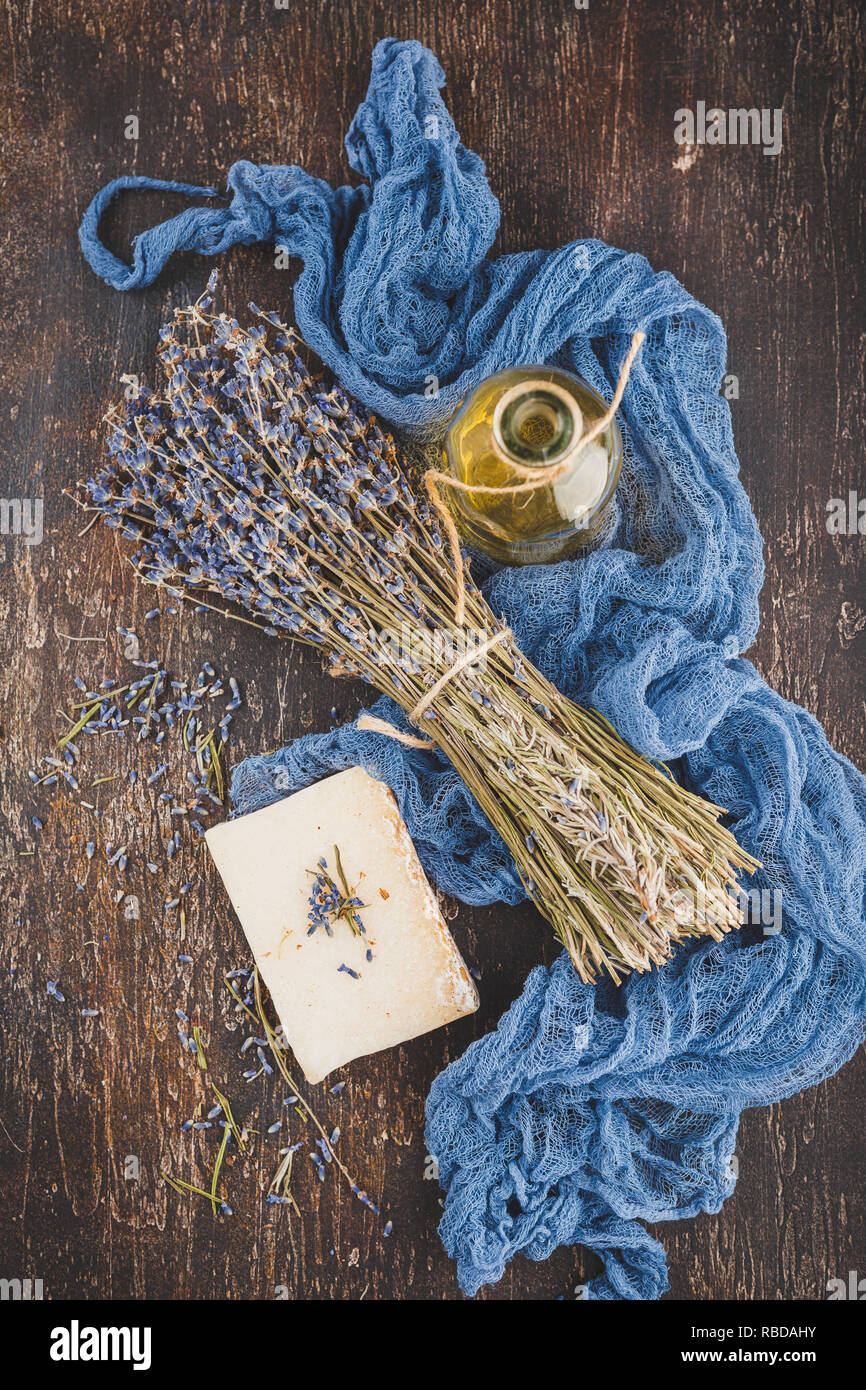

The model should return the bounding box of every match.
[492,378,584,468]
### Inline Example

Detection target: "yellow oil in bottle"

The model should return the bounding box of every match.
[443,365,622,565]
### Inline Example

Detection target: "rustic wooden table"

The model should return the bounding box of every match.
[1,0,863,1302]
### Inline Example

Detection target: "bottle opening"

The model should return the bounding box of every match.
[492,379,582,466]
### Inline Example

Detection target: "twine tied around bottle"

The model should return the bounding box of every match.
[425,329,645,628]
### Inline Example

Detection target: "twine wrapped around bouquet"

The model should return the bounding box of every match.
[80,277,758,983]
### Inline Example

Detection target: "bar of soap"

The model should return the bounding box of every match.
[206,767,478,1083]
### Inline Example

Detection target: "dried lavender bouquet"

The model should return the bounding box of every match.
[82,276,758,983]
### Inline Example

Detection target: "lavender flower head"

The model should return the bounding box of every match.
[87,272,456,693]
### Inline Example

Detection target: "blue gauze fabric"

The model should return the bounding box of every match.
[79,37,866,1300]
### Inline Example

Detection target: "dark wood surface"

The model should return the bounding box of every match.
[1,0,863,1302]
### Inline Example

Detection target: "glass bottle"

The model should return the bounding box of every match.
[442,365,622,566]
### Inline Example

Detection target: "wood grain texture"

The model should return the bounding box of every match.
[0,0,863,1301]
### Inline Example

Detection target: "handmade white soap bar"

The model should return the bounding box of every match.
[206,767,478,1083]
